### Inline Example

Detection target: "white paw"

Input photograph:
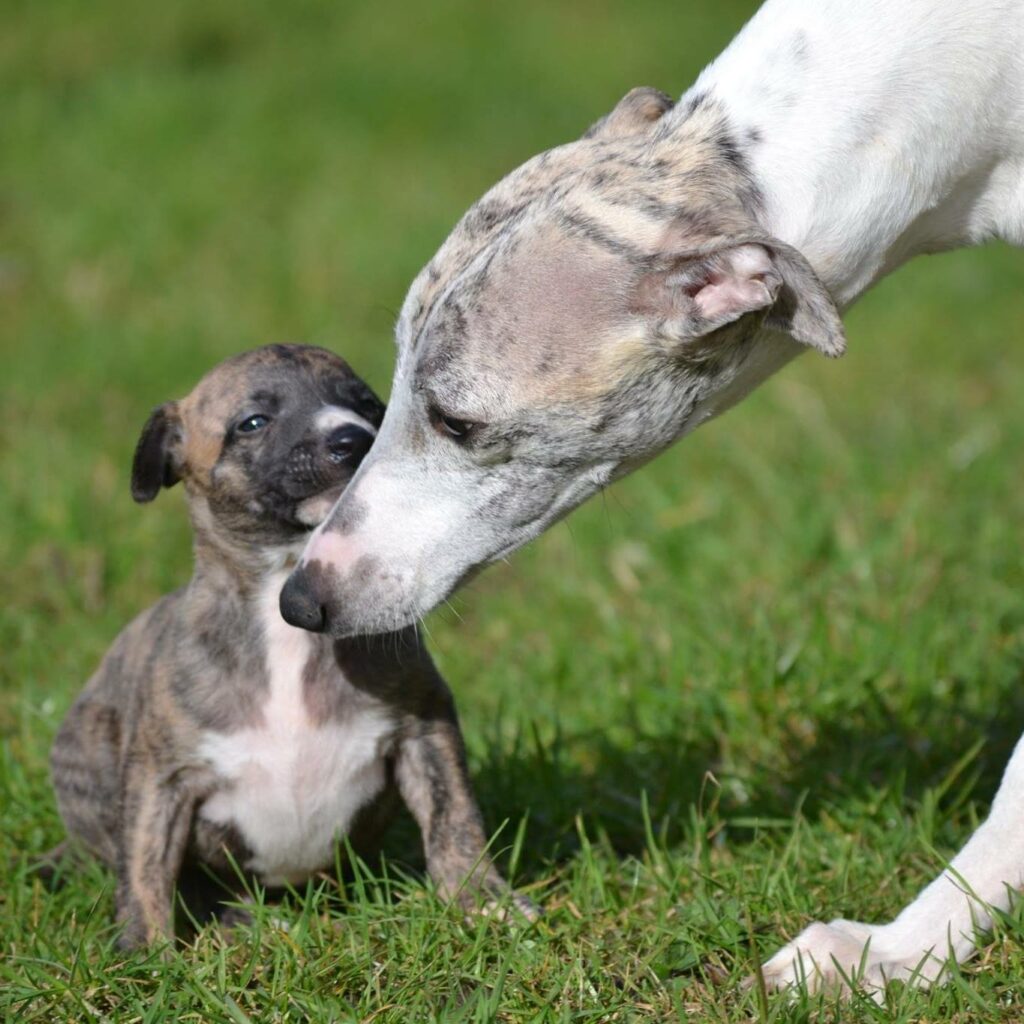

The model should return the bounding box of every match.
[757,919,945,998]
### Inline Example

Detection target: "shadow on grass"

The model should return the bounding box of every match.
[454,663,1024,876]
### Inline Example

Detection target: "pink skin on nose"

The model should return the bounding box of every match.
[301,530,356,570]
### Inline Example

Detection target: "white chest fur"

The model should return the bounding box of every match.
[197,571,395,885]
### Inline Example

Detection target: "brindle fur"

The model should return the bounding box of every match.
[49,344,532,949]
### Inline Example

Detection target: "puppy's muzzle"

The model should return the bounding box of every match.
[279,566,327,633]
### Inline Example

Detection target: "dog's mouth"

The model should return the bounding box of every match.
[292,482,347,529]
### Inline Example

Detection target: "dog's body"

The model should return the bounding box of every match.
[286,0,1024,639]
[50,345,528,949]
[277,0,1024,995]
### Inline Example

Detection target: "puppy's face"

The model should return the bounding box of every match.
[132,345,384,545]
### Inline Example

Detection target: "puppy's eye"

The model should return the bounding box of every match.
[237,414,271,434]
[428,405,478,443]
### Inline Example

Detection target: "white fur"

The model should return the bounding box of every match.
[694,0,1024,304]
[301,452,443,597]
[314,406,378,436]
[197,571,394,885]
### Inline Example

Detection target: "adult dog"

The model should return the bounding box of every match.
[281,0,1024,994]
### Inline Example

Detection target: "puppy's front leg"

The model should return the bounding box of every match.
[115,764,201,950]
[396,718,538,921]
[761,731,1024,996]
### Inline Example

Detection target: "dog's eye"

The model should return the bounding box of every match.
[237,414,271,434]
[429,405,477,443]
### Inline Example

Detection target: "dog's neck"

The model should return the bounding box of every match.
[188,511,307,607]
[687,0,1024,306]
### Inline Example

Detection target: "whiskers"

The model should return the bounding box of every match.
[442,597,464,624]
[414,615,434,645]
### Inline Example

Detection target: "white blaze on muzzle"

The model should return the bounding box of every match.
[313,406,379,436]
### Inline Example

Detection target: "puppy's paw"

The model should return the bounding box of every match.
[511,888,543,922]
[755,919,943,999]
[115,918,164,954]
[453,877,542,924]
[476,888,542,924]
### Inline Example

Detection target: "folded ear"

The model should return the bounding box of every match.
[632,239,845,357]
[584,86,675,140]
[131,403,182,503]
[760,238,846,356]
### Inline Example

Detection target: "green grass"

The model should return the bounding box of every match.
[3,0,1024,1020]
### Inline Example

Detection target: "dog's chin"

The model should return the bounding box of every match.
[294,487,345,529]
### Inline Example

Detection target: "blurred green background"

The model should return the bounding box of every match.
[3,1,1024,1020]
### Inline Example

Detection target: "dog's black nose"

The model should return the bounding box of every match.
[279,568,327,633]
[327,425,373,466]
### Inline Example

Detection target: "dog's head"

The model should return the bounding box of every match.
[132,344,383,548]
[281,90,844,636]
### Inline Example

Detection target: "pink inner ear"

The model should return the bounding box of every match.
[692,274,774,320]
[690,243,777,322]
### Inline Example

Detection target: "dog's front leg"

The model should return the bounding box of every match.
[115,764,200,950]
[395,718,539,921]
[760,732,1024,997]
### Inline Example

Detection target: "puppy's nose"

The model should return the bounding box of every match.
[327,425,373,466]
[279,568,327,633]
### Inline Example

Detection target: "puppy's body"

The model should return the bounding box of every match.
[55,566,407,888]
[51,345,528,948]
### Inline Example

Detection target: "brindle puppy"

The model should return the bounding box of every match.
[49,343,533,949]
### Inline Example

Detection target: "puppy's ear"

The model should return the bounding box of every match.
[584,87,675,140]
[632,239,845,357]
[131,402,183,503]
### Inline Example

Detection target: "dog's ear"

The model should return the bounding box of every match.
[131,402,183,503]
[632,238,846,357]
[585,87,675,140]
